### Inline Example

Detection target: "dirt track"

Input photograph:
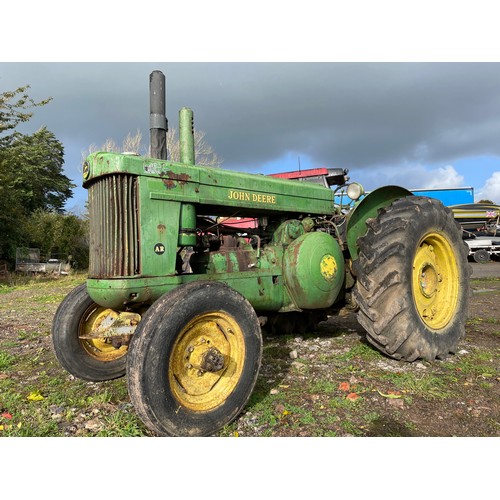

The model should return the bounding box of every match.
[471,261,500,278]
[0,261,499,438]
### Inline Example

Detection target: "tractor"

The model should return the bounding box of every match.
[52,71,471,436]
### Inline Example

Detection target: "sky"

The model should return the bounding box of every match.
[3,2,500,214]
[2,62,500,212]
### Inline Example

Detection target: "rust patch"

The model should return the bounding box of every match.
[161,170,191,189]
[162,178,176,189]
[157,224,166,233]
[257,276,265,296]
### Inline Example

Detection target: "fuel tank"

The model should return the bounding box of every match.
[283,231,344,309]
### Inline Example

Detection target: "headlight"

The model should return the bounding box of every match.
[346,182,364,201]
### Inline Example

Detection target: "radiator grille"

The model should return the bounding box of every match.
[88,174,140,277]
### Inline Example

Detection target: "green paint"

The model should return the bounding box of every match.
[346,185,413,261]
[179,107,195,165]
[283,231,345,309]
[83,146,408,314]
[84,152,336,216]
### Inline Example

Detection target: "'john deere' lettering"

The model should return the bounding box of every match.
[228,190,276,204]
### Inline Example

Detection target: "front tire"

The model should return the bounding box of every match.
[127,281,263,436]
[51,284,128,381]
[353,196,471,361]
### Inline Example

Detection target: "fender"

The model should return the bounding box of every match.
[346,185,413,261]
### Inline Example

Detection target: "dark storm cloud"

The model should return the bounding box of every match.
[166,62,500,171]
[2,62,500,176]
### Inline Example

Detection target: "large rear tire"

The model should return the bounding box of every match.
[353,196,471,361]
[127,281,263,436]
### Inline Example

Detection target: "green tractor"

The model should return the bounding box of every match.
[52,71,470,436]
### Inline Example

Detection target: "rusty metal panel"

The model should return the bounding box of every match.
[88,174,140,278]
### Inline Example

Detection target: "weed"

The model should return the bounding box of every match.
[17,330,44,342]
[328,395,353,410]
[322,430,338,436]
[0,341,19,349]
[341,418,363,436]
[310,379,338,394]
[480,381,494,390]
[97,412,149,437]
[335,342,380,362]
[1,415,60,437]
[362,411,381,424]
[0,351,16,370]
[378,371,452,400]
[468,316,500,325]
[442,348,498,378]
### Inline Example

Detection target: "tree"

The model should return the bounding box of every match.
[25,210,89,269]
[0,85,76,263]
[0,161,28,261]
[166,128,222,167]
[4,127,74,213]
[0,85,52,144]
[83,128,222,167]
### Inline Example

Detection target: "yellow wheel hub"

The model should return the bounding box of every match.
[412,232,459,330]
[79,307,128,361]
[169,311,245,412]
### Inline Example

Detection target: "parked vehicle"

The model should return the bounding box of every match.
[463,234,500,262]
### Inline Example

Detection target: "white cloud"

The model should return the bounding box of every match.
[420,165,465,189]
[353,164,465,192]
[476,171,500,204]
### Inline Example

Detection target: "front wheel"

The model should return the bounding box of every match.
[51,284,128,381]
[127,281,263,436]
[353,196,471,362]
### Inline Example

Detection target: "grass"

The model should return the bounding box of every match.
[0,359,147,437]
[441,348,498,378]
[468,316,500,326]
[1,273,499,437]
[0,351,17,370]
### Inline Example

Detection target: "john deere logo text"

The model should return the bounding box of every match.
[228,190,276,204]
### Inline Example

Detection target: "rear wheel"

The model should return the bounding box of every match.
[127,281,263,436]
[52,284,128,381]
[353,196,471,361]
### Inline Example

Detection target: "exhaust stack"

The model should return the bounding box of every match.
[149,70,168,160]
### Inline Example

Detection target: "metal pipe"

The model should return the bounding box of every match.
[149,71,168,160]
[179,107,195,165]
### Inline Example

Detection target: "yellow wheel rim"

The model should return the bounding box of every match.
[412,232,459,330]
[169,311,245,412]
[79,307,128,361]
